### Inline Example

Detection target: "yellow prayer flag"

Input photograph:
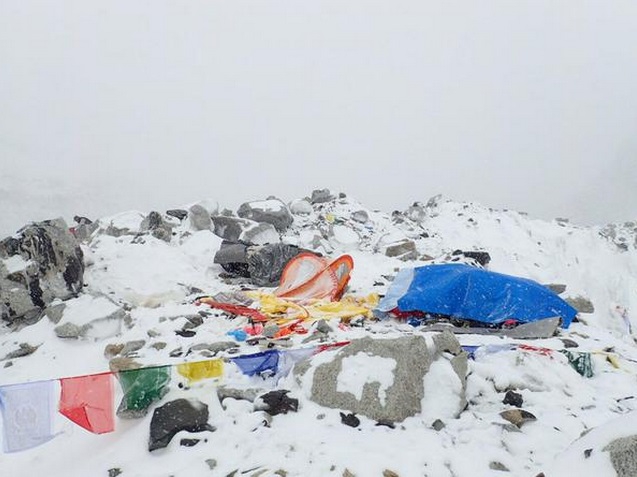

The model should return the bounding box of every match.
[177,359,223,384]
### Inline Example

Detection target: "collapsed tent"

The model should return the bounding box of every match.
[377,263,578,328]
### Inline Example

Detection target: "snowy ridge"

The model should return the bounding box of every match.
[1,192,637,477]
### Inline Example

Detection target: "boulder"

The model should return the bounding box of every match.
[188,204,212,231]
[237,199,293,233]
[565,296,595,314]
[351,210,369,224]
[148,398,214,451]
[0,218,84,327]
[211,216,257,242]
[166,209,188,221]
[140,211,173,242]
[294,332,467,423]
[53,294,126,340]
[604,435,637,477]
[289,199,313,216]
[385,240,418,261]
[310,189,334,204]
[240,223,279,245]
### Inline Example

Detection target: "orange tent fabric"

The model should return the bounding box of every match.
[275,253,353,302]
[59,372,114,434]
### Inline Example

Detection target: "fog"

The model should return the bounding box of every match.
[1,1,636,236]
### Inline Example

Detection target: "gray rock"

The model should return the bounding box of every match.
[311,189,334,204]
[44,302,66,324]
[188,341,236,354]
[565,296,595,314]
[240,223,279,245]
[603,435,637,477]
[406,203,427,223]
[72,222,98,242]
[211,216,257,242]
[545,283,567,295]
[489,462,510,472]
[3,343,39,360]
[351,210,369,224]
[289,199,313,216]
[54,322,84,339]
[217,387,262,405]
[148,398,214,451]
[237,199,293,233]
[500,409,537,428]
[0,218,84,327]
[189,204,212,231]
[108,357,142,372]
[140,211,173,242]
[121,340,146,356]
[431,419,446,431]
[295,332,467,423]
[385,240,418,261]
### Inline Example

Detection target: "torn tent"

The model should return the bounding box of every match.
[377,263,577,328]
[274,253,354,302]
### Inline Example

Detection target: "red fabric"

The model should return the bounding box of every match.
[59,373,114,434]
[196,298,269,322]
[315,341,351,353]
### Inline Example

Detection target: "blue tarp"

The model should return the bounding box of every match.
[382,263,577,328]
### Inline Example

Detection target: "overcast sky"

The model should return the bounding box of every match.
[1,1,636,236]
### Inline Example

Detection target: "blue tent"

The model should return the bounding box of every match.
[377,263,577,328]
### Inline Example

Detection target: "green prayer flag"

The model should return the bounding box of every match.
[561,350,594,378]
[117,367,171,418]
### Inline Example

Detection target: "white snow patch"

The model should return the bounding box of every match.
[337,352,396,406]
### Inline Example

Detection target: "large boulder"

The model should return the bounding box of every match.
[237,199,293,233]
[148,398,214,451]
[295,332,467,423]
[211,216,257,242]
[188,204,212,231]
[0,218,84,326]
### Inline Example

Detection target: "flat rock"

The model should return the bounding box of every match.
[237,199,293,233]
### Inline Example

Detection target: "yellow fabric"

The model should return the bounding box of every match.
[177,359,223,384]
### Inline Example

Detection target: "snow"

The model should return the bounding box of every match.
[1,194,637,476]
[2,255,31,274]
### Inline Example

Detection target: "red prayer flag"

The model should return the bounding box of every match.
[59,373,115,434]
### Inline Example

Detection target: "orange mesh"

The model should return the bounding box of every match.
[275,254,354,302]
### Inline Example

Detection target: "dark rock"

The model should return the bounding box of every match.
[211,216,256,242]
[175,329,196,338]
[179,438,201,447]
[188,204,212,231]
[256,390,299,416]
[310,189,334,204]
[166,209,188,221]
[382,470,399,477]
[561,338,579,348]
[148,398,214,451]
[603,435,637,477]
[340,412,360,428]
[584,448,592,458]
[3,343,39,360]
[140,211,173,242]
[451,250,491,266]
[108,468,122,477]
[0,218,84,327]
[351,210,369,223]
[503,390,523,408]
[431,419,446,431]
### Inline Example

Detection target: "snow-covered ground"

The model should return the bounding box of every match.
[1,193,637,477]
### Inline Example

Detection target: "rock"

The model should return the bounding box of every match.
[211,216,257,242]
[246,243,308,286]
[3,343,39,360]
[140,211,173,242]
[108,357,142,372]
[406,203,427,223]
[431,419,446,431]
[385,240,418,261]
[489,461,510,472]
[311,189,334,204]
[54,322,84,339]
[351,210,369,223]
[342,469,355,477]
[289,199,313,216]
[205,459,217,470]
[188,204,212,231]
[108,468,122,477]
[295,332,467,423]
[217,387,261,405]
[603,435,637,477]
[148,398,215,451]
[503,390,524,408]
[565,296,595,314]
[166,209,188,221]
[121,340,146,356]
[451,250,491,266]
[500,409,537,428]
[44,302,66,324]
[316,320,333,334]
[340,412,360,428]
[545,283,567,294]
[561,338,579,348]
[188,341,236,354]
[255,390,299,416]
[237,199,293,233]
[240,223,280,245]
[104,343,125,359]
[330,225,360,250]
[0,218,84,327]
[383,471,399,477]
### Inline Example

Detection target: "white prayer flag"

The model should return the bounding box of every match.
[0,381,56,453]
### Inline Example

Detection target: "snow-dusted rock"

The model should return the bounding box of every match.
[295,332,467,423]
[237,199,293,233]
[211,215,257,242]
[188,204,212,231]
[53,294,126,340]
[289,199,313,216]
[311,188,334,204]
[0,218,84,327]
[240,222,279,245]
